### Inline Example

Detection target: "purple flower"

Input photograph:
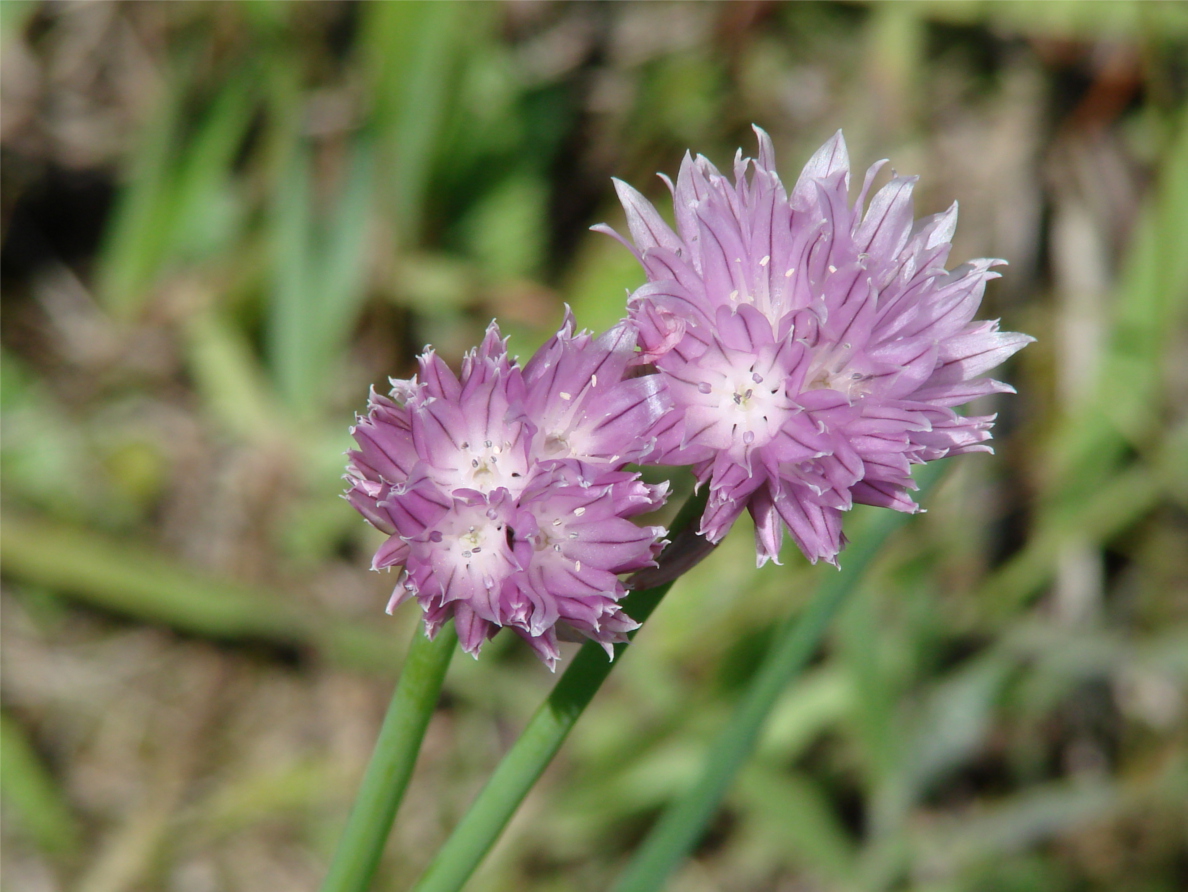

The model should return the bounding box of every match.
[599,127,1033,566]
[346,318,668,669]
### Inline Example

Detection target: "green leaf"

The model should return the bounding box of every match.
[0,512,401,675]
[98,63,257,316]
[0,712,81,856]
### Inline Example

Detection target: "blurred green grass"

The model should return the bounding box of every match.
[1,2,1186,891]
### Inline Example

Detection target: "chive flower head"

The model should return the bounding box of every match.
[346,317,668,670]
[600,128,1032,566]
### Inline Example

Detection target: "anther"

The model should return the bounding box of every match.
[698,382,712,394]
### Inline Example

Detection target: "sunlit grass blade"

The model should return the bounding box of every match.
[1048,109,1186,487]
[98,61,257,317]
[409,489,710,892]
[95,63,184,317]
[183,305,279,440]
[0,711,81,856]
[0,511,401,674]
[267,138,375,417]
[361,0,467,242]
[320,622,457,892]
[315,139,376,372]
[267,141,315,412]
[611,461,947,892]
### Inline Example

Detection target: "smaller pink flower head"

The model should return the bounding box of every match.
[346,319,669,670]
[598,127,1033,566]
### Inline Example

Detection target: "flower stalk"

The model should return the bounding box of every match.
[410,487,709,892]
[320,621,458,892]
[611,460,947,892]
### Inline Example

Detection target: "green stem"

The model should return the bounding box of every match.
[321,621,457,892]
[410,489,710,892]
[611,461,947,892]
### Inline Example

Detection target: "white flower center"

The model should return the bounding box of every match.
[681,354,791,453]
[431,502,513,584]
[529,502,587,574]
[434,437,529,496]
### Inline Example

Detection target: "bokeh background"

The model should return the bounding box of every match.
[2,2,1186,890]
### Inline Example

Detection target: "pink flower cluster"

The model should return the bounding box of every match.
[346,317,668,670]
[600,128,1032,565]
[347,128,1031,666]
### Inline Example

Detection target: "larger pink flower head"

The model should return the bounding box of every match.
[599,127,1033,566]
[346,317,669,670]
